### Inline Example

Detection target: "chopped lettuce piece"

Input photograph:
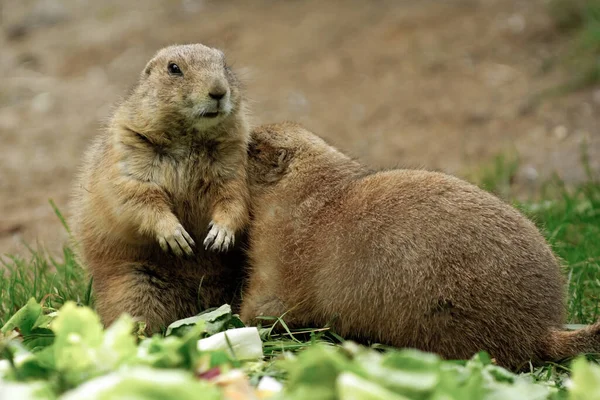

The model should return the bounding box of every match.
[1,298,43,335]
[60,366,221,400]
[569,357,600,400]
[358,349,441,397]
[0,380,55,400]
[97,314,137,368]
[51,302,103,373]
[166,304,245,338]
[337,372,412,400]
[280,344,353,400]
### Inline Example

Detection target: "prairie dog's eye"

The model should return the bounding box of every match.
[167,63,182,76]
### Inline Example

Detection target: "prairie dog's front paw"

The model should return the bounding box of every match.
[203,221,234,252]
[157,223,195,256]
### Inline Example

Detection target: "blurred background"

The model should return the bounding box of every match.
[0,0,599,256]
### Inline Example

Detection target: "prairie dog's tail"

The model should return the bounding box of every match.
[543,322,600,361]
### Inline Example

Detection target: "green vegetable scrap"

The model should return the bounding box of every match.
[279,343,561,400]
[1,298,600,399]
[60,367,221,400]
[165,304,244,338]
[569,357,600,400]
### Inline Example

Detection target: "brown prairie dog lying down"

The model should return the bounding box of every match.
[240,121,600,369]
[70,44,250,332]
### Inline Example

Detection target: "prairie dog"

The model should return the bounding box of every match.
[240,122,600,369]
[71,44,250,332]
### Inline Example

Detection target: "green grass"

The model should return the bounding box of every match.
[544,0,600,93]
[0,246,91,327]
[0,203,92,327]
[525,177,600,324]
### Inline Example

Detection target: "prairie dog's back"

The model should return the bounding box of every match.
[312,170,562,332]
[268,168,563,327]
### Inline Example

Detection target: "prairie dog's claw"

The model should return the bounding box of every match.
[203,222,234,252]
[158,223,195,256]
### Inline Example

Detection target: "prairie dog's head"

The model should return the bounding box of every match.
[247,122,343,187]
[129,43,242,133]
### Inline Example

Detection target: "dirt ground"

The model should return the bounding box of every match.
[1,0,599,257]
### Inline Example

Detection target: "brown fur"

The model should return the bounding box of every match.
[240,122,600,369]
[70,44,250,332]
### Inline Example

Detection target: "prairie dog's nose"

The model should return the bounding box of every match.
[209,89,226,100]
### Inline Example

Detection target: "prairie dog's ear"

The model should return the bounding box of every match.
[273,148,293,176]
[143,58,156,76]
[247,139,261,157]
[277,149,288,165]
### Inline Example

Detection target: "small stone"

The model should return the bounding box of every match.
[521,165,539,182]
[31,92,53,114]
[507,14,526,34]
[483,63,517,87]
[553,125,568,141]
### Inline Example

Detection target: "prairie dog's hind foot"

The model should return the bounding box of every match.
[203,221,235,252]
[240,295,291,327]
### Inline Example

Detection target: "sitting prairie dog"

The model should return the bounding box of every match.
[71,44,250,332]
[240,122,600,369]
